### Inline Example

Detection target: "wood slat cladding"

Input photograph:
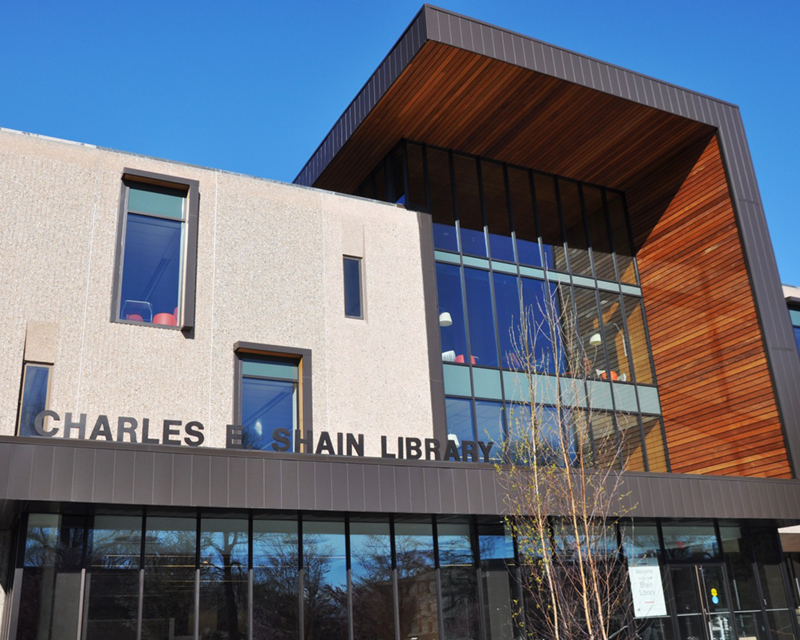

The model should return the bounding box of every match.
[311,41,713,196]
[629,135,791,478]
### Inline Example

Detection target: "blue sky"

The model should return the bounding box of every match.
[2,1,798,282]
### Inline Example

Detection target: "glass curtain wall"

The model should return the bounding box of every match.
[359,140,668,473]
[12,513,800,640]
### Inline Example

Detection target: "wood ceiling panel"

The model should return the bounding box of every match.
[312,41,714,195]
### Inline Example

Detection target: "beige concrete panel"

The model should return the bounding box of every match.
[24,321,59,364]
[68,150,219,446]
[0,131,100,435]
[321,196,434,456]
[207,174,330,448]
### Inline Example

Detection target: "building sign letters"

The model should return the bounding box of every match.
[32,411,494,463]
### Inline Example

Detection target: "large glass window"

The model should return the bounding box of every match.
[83,514,142,640]
[302,519,348,640]
[396,521,439,639]
[16,514,85,640]
[117,181,188,328]
[252,518,299,639]
[17,363,51,437]
[141,516,197,640]
[238,354,300,451]
[438,520,480,639]
[199,518,248,640]
[350,520,394,640]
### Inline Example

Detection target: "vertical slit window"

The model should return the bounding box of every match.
[343,256,363,319]
[482,160,514,262]
[583,185,616,281]
[534,174,565,272]
[453,154,486,257]
[607,191,637,284]
[17,363,51,437]
[508,167,541,267]
[559,180,591,277]
[428,148,458,252]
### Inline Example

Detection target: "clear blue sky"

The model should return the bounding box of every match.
[2,1,798,282]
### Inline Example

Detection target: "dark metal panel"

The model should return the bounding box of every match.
[152,452,174,506]
[479,468,499,515]
[346,464,365,512]
[51,447,75,502]
[296,460,316,511]
[511,34,525,67]
[132,451,154,505]
[465,466,483,514]
[379,466,397,513]
[439,468,456,513]
[229,458,247,509]
[281,460,300,510]
[409,465,427,513]
[330,462,349,511]
[209,457,229,508]
[192,455,211,507]
[172,452,193,505]
[394,465,412,513]
[93,448,116,503]
[263,458,282,509]
[112,450,136,504]
[423,467,442,513]
[28,445,54,501]
[362,464,382,511]
[314,461,333,511]
[0,442,11,497]
[72,449,95,499]
[245,458,265,510]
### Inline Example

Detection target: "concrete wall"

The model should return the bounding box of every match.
[0,129,434,456]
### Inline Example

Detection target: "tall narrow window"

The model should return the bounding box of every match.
[343,256,363,318]
[114,170,199,330]
[17,363,51,437]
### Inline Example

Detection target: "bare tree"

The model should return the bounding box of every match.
[495,285,638,640]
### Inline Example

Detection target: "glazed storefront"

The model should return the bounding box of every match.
[8,508,800,640]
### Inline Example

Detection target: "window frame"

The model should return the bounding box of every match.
[16,362,53,437]
[343,255,364,319]
[111,168,200,332]
[233,342,313,451]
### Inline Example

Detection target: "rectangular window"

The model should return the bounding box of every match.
[17,363,51,437]
[343,256,363,318]
[234,343,311,451]
[113,170,199,330]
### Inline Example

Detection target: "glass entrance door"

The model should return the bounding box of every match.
[670,564,735,640]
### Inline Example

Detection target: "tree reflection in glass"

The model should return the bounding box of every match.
[302,519,348,640]
[252,518,299,640]
[396,521,438,640]
[199,518,248,640]
[16,514,84,640]
[438,521,480,639]
[83,515,142,640]
[350,520,394,640]
[141,516,196,640]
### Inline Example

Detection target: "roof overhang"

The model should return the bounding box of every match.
[295,5,728,193]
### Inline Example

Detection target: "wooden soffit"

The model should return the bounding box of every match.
[307,40,714,194]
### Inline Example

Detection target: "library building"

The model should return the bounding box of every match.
[2,6,800,640]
